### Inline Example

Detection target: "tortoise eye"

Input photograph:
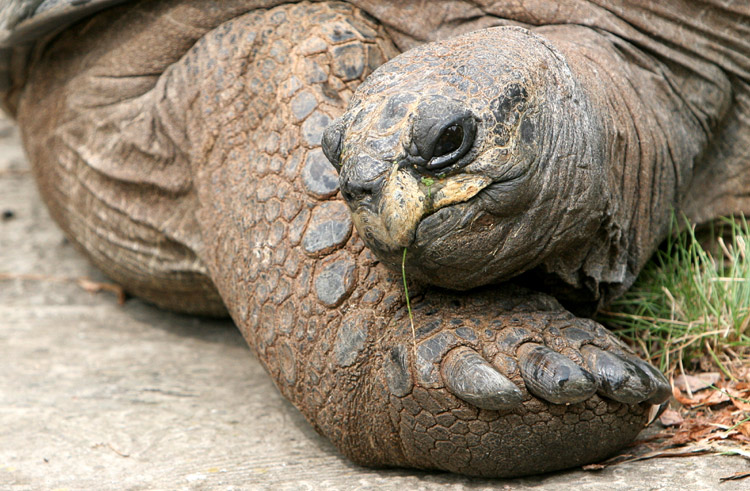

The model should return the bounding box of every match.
[410,97,477,172]
[424,116,476,171]
[433,124,464,158]
[322,116,348,172]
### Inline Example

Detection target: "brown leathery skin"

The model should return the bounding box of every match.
[10,0,726,479]
[13,0,297,316]
[328,16,747,310]
[328,27,612,295]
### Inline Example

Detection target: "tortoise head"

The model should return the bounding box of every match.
[322,27,610,290]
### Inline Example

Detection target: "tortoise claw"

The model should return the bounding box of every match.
[581,346,654,403]
[441,346,523,410]
[518,343,597,404]
[625,355,672,404]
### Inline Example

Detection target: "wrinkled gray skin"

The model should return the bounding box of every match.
[323,5,750,313]
[2,0,749,480]
[324,28,608,294]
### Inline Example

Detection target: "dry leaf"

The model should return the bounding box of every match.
[724,387,750,411]
[673,383,734,409]
[689,426,714,441]
[697,389,731,407]
[731,398,750,412]
[671,415,715,445]
[673,373,720,393]
[736,367,750,383]
[659,409,684,427]
[608,371,750,475]
[737,421,750,439]
[672,385,695,406]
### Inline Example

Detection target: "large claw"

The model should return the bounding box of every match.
[624,354,672,404]
[518,343,597,404]
[581,345,654,403]
[441,346,523,410]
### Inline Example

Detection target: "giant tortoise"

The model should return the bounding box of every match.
[2,0,748,478]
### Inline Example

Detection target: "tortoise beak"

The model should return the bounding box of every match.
[343,158,493,255]
[339,161,425,252]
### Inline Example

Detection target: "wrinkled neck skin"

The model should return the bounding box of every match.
[534,24,728,307]
[329,28,611,297]
[350,0,739,310]
[328,23,722,309]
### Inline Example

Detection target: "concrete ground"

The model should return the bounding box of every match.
[1,115,747,490]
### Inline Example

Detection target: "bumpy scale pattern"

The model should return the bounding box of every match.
[180,3,648,476]
[180,2,413,465]
[19,0,649,477]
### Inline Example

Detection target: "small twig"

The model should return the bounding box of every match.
[0,168,31,177]
[77,277,127,305]
[724,347,741,361]
[0,272,69,283]
[92,442,130,458]
[709,277,748,283]
[679,358,692,399]
[737,235,747,262]
[628,432,674,446]
[662,286,686,320]
[0,272,126,305]
[599,310,695,327]
[720,471,750,482]
[737,314,750,339]
[583,445,714,471]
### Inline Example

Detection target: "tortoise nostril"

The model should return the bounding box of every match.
[340,173,384,205]
[338,153,390,205]
[339,170,385,206]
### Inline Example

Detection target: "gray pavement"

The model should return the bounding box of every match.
[1,115,748,490]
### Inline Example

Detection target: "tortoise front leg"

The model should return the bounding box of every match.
[183,3,668,476]
[17,1,668,477]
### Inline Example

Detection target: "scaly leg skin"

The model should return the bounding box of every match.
[17,1,669,477]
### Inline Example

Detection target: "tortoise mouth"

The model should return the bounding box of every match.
[351,170,492,252]
[414,204,465,244]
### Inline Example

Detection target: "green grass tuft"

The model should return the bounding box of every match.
[599,215,750,377]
